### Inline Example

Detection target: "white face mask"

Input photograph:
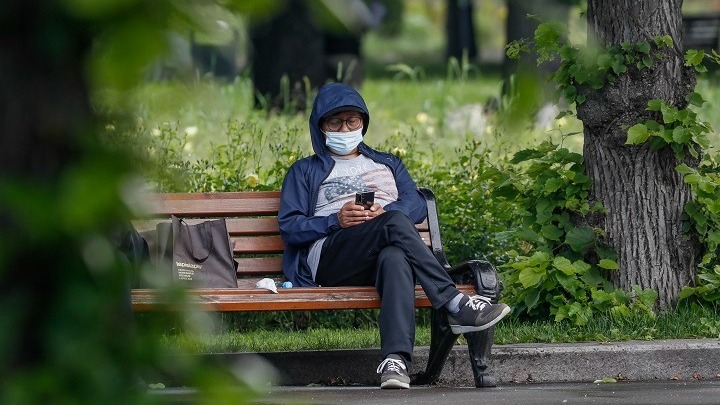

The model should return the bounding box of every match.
[324,127,363,156]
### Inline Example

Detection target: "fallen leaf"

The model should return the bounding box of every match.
[328,377,347,386]
[593,377,617,384]
[693,372,702,380]
[670,375,681,381]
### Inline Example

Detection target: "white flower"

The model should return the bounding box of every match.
[416,112,430,124]
[185,126,198,137]
[245,173,259,187]
[151,128,161,136]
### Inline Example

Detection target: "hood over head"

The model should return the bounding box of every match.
[309,83,370,159]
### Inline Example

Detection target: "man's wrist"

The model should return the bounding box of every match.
[331,211,342,230]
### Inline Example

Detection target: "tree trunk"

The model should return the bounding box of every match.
[446,0,477,60]
[249,0,325,111]
[578,0,701,309]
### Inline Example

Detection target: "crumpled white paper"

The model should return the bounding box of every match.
[255,278,278,294]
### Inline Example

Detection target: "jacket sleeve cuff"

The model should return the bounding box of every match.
[327,212,341,232]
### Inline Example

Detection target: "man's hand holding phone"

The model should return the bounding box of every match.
[355,191,374,209]
[337,191,383,228]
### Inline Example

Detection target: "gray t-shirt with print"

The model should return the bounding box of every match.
[307,154,398,280]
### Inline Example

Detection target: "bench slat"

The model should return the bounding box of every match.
[131,285,475,312]
[142,191,282,217]
[235,257,282,275]
[227,218,279,235]
[137,218,281,235]
[231,233,430,254]
[137,217,429,235]
[232,236,285,253]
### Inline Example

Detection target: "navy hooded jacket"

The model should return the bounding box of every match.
[278,83,428,287]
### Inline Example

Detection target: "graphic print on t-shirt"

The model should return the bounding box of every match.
[314,155,398,218]
[323,174,369,202]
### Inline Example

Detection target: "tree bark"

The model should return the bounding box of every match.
[578,0,700,309]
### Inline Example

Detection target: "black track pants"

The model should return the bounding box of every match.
[315,210,461,366]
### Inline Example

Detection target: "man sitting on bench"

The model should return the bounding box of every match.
[278,83,511,389]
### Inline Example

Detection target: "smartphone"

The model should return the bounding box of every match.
[355,191,375,210]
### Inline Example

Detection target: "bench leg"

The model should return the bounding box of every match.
[464,260,502,388]
[412,260,503,387]
[464,327,497,387]
[410,307,458,385]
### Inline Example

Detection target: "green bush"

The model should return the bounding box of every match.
[678,151,720,303]
[143,119,304,192]
[492,140,658,325]
[375,133,523,266]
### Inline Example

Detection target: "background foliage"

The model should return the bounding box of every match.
[6,1,720,403]
[121,73,718,330]
[108,4,720,329]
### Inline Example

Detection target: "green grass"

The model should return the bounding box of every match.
[98,72,586,165]
[161,303,719,354]
[101,76,720,174]
[495,303,720,344]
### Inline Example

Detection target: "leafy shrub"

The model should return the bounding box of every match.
[678,152,720,303]
[624,94,720,305]
[144,118,524,265]
[373,130,524,265]
[492,140,658,325]
[145,119,305,192]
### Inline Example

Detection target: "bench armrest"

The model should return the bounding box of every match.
[419,188,500,300]
[418,187,452,270]
[447,260,500,301]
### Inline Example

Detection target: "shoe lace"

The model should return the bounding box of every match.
[466,295,492,311]
[376,358,406,374]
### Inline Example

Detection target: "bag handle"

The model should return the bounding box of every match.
[177,216,212,261]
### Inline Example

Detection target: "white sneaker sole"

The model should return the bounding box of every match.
[380,378,410,389]
[449,305,511,334]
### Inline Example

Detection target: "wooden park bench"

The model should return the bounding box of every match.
[130,188,502,387]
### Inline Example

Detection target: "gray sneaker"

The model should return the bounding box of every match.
[377,355,410,389]
[447,295,511,334]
